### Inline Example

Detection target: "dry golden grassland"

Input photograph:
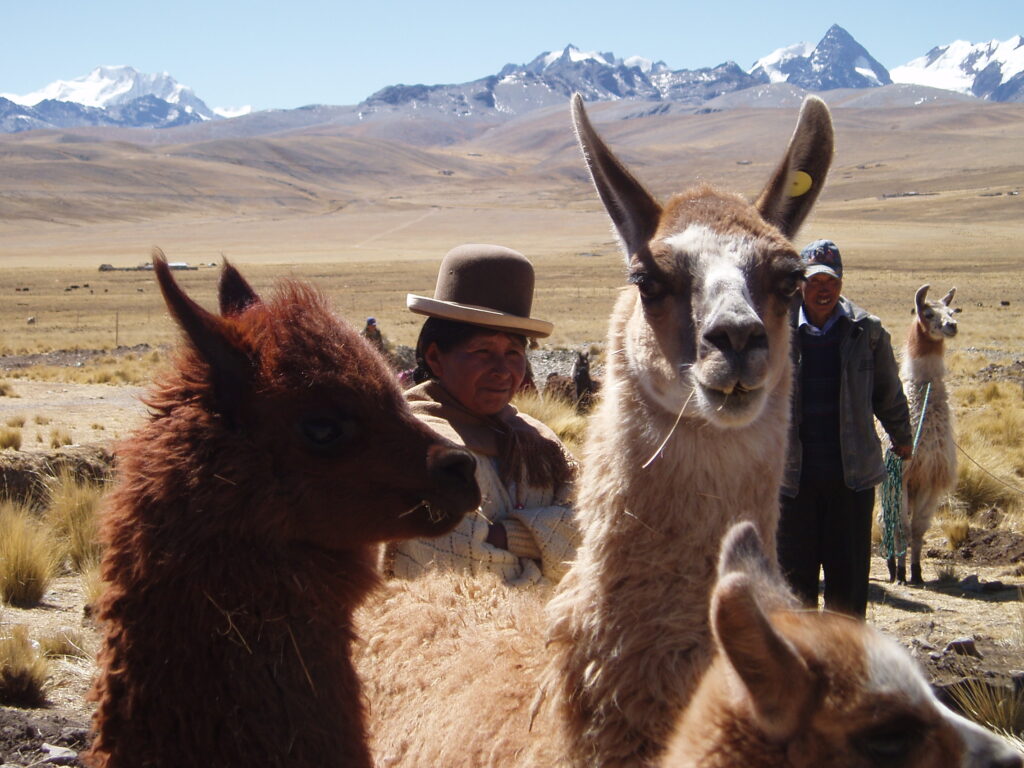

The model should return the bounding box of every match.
[0,100,1022,733]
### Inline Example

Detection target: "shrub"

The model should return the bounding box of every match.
[5,415,25,428]
[0,625,49,707]
[0,501,57,607]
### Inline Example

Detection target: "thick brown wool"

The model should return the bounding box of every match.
[85,258,478,768]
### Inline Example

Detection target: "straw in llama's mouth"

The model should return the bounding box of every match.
[399,499,446,524]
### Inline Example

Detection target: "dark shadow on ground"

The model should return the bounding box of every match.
[868,581,934,612]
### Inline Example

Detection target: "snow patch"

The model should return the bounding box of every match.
[214,105,253,118]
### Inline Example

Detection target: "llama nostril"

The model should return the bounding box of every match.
[430,446,478,492]
[703,321,767,354]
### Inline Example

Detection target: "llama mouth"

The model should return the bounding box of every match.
[699,381,764,412]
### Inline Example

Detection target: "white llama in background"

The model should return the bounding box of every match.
[888,284,959,586]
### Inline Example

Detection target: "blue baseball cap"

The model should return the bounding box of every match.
[801,239,842,280]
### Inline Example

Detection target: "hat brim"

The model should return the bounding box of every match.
[407,294,553,338]
[804,264,841,280]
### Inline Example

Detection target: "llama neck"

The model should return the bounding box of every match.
[902,341,945,387]
[904,321,945,382]
[92,431,377,768]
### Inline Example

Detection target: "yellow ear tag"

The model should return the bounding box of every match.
[788,170,813,197]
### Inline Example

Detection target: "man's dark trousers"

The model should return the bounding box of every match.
[778,465,875,618]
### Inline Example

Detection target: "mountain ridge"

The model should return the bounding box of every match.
[1,27,1021,136]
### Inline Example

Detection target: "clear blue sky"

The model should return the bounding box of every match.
[3,0,1021,112]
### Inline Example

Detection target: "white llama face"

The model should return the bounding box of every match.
[623,212,802,428]
[916,285,960,341]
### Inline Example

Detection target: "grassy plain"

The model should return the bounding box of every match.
[0,98,1023,743]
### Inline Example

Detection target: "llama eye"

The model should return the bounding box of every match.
[853,720,924,764]
[923,310,934,319]
[777,269,804,298]
[299,416,358,449]
[630,272,667,303]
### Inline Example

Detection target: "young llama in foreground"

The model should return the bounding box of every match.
[661,522,1022,768]
[355,93,834,767]
[888,284,960,586]
[85,254,479,768]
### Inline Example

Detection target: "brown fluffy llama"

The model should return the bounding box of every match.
[85,252,480,768]
[354,93,834,767]
[661,522,1022,768]
[887,284,960,586]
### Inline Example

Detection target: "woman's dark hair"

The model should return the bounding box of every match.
[412,317,527,384]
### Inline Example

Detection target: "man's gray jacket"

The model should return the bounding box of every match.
[782,296,913,496]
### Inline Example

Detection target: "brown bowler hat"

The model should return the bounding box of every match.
[407,244,553,338]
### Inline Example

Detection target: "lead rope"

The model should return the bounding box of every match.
[881,382,931,560]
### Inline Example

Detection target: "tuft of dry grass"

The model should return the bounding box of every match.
[0,380,17,397]
[0,624,49,707]
[948,674,1024,737]
[5,415,26,428]
[0,426,22,450]
[49,427,73,449]
[0,501,57,607]
[943,515,971,551]
[81,559,107,618]
[37,628,91,660]
[955,440,1023,516]
[33,414,51,425]
[512,390,589,458]
[43,470,106,573]
[934,563,960,585]
[954,380,1024,518]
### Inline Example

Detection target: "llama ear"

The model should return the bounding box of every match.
[218,258,261,317]
[941,287,956,306]
[571,93,662,261]
[717,521,770,580]
[153,249,254,422]
[755,96,834,238]
[915,284,930,314]
[712,572,815,740]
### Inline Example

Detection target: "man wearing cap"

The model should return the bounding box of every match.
[383,244,579,587]
[361,317,385,353]
[778,239,912,617]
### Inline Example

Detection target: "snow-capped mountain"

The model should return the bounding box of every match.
[0,65,250,132]
[2,27,1022,135]
[360,44,766,118]
[751,25,891,90]
[8,65,212,116]
[891,36,1024,101]
[750,43,815,84]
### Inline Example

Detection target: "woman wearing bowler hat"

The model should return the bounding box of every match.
[383,244,579,586]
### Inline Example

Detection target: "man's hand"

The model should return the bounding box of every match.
[893,444,913,460]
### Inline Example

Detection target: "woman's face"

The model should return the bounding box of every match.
[425,331,527,416]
